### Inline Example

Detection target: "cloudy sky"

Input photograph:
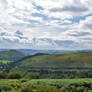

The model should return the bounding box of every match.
[0,0,92,50]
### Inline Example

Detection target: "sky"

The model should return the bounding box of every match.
[0,0,92,50]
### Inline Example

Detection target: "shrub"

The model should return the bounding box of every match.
[70,85,76,92]
[21,79,27,83]
[76,86,84,92]
[0,72,8,79]
[22,87,32,92]
[8,72,22,79]
[0,85,12,92]
[0,87,2,92]
[61,87,67,92]
[28,73,39,79]
[87,90,92,92]
[3,86,12,92]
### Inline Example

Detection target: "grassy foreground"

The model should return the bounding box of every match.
[1,79,92,92]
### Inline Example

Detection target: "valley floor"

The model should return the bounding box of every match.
[0,78,92,92]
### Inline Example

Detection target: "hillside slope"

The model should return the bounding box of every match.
[0,50,25,62]
[9,52,92,78]
[13,52,92,68]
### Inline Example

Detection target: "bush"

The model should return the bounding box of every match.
[21,79,27,83]
[0,87,2,92]
[22,87,32,92]
[87,90,92,92]
[28,73,39,79]
[8,72,22,79]
[0,72,8,79]
[76,86,84,92]
[0,85,12,92]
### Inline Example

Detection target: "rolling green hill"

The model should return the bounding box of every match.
[0,50,25,72]
[13,52,92,67]
[11,52,92,78]
[0,50,25,62]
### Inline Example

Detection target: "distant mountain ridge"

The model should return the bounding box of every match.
[0,49,92,55]
[17,49,78,55]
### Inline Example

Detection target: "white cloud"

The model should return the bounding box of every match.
[0,0,92,49]
[35,0,91,19]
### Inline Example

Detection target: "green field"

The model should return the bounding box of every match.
[0,60,11,64]
[1,79,92,92]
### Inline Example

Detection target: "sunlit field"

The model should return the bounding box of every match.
[0,78,92,92]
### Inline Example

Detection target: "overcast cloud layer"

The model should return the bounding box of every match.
[0,0,92,50]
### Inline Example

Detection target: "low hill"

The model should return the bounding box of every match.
[0,50,25,62]
[13,52,92,67]
[10,52,92,78]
